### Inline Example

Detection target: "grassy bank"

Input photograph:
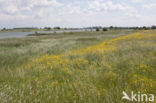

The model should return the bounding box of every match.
[0,30,155,103]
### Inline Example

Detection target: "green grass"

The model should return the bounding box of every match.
[1,30,155,103]
[0,30,135,70]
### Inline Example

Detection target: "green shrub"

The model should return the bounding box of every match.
[96,28,100,31]
[103,28,108,31]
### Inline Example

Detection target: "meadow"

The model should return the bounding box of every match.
[0,30,155,103]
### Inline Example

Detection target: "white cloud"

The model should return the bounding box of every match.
[143,3,156,8]
[1,5,19,15]
[60,4,82,14]
[59,0,137,15]
[25,0,62,8]
[0,0,62,15]
[0,0,20,15]
[86,0,136,13]
[125,11,142,18]
[57,0,137,15]
[131,0,143,3]
[0,0,155,28]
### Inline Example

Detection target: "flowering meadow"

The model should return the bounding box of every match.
[0,30,156,103]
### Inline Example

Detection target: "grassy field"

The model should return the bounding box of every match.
[0,30,155,103]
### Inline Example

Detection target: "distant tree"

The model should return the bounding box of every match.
[54,27,61,30]
[130,27,138,30]
[109,26,114,29]
[96,27,100,31]
[114,27,118,30]
[151,25,156,29]
[2,27,6,31]
[47,28,51,30]
[135,27,139,30]
[138,27,143,30]
[35,31,38,35]
[143,26,148,30]
[44,27,51,30]
[103,27,108,31]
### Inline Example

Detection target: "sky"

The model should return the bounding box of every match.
[0,0,156,28]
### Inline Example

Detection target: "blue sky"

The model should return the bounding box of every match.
[0,0,156,28]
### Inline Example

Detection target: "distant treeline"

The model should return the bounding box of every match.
[85,25,156,30]
[1,25,156,31]
[1,27,61,31]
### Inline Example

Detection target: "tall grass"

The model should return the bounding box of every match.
[0,30,155,103]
